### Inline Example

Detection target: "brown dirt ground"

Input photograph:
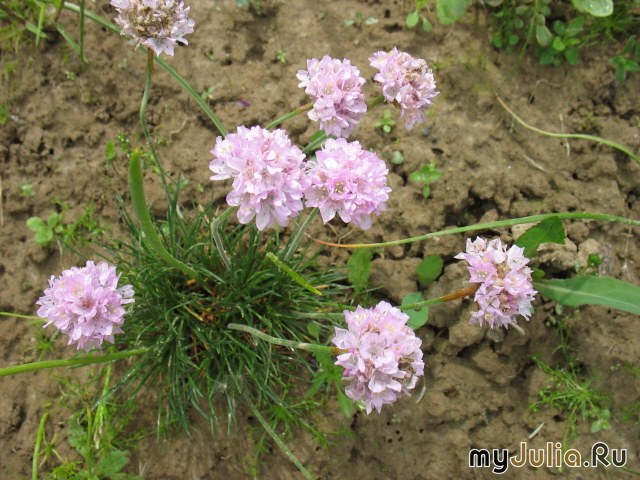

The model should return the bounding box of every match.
[1,0,640,479]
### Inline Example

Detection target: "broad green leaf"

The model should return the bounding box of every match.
[105,141,116,160]
[552,36,565,51]
[553,20,567,36]
[416,255,443,286]
[95,449,129,476]
[534,276,640,315]
[437,0,470,25]
[422,185,431,198]
[391,151,405,165]
[571,0,613,16]
[402,292,429,329]
[407,11,420,27]
[536,24,553,47]
[515,216,565,258]
[26,216,47,232]
[347,248,373,288]
[422,18,433,32]
[337,388,354,417]
[565,46,579,65]
[410,164,443,183]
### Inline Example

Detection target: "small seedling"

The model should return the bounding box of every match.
[610,36,640,82]
[344,12,378,28]
[536,17,585,66]
[200,86,215,101]
[20,182,36,197]
[406,0,433,32]
[374,110,396,133]
[276,49,287,63]
[410,162,443,198]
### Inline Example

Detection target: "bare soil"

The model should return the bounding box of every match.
[1,0,639,479]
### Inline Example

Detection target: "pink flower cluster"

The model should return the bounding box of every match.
[305,138,390,230]
[36,261,135,352]
[455,237,537,328]
[332,302,424,414]
[111,0,195,56]
[369,47,438,130]
[297,56,367,138]
[209,126,310,231]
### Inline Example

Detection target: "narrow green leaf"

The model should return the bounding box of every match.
[416,255,443,286]
[515,216,565,258]
[536,25,553,47]
[422,18,433,32]
[422,185,431,198]
[266,252,321,295]
[534,276,640,315]
[402,292,429,329]
[55,23,88,63]
[565,47,579,66]
[347,248,373,289]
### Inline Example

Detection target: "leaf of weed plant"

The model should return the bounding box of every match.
[534,276,640,315]
[416,255,443,286]
[515,216,565,258]
[402,292,429,329]
[437,0,470,25]
[347,248,373,289]
[571,0,613,17]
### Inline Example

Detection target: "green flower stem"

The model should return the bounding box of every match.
[79,0,85,69]
[85,406,93,477]
[266,103,313,130]
[248,403,315,480]
[140,51,170,193]
[367,94,385,110]
[227,323,343,355]
[32,412,49,480]
[302,132,328,154]
[0,312,41,320]
[129,151,208,288]
[496,94,640,164]
[399,284,480,311]
[283,208,318,261]
[0,348,147,378]
[210,206,237,270]
[62,2,227,136]
[309,212,640,249]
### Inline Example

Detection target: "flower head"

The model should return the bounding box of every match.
[111,0,195,56]
[209,126,311,230]
[369,48,438,130]
[455,237,537,328]
[297,56,367,138]
[332,301,424,414]
[36,261,135,352]
[304,138,390,230]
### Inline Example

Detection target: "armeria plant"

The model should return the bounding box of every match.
[2,1,640,478]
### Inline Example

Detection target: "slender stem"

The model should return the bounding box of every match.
[399,284,480,311]
[0,312,41,320]
[283,208,318,261]
[129,151,208,288]
[85,406,93,477]
[367,94,385,110]
[227,323,342,355]
[248,403,315,480]
[32,412,49,480]
[266,103,313,130]
[307,212,640,249]
[210,206,237,270]
[79,0,85,69]
[0,348,147,378]
[302,132,328,154]
[495,94,640,164]
[140,53,169,193]
[62,2,227,136]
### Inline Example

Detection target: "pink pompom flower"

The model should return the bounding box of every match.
[209,126,311,231]
[111,0,195,56]
[304,138,390,230]
[36,261,135,352]
[297,56,367,138]
[369,47,438,130]
[332,301,424,414]
[455,237,537,329]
